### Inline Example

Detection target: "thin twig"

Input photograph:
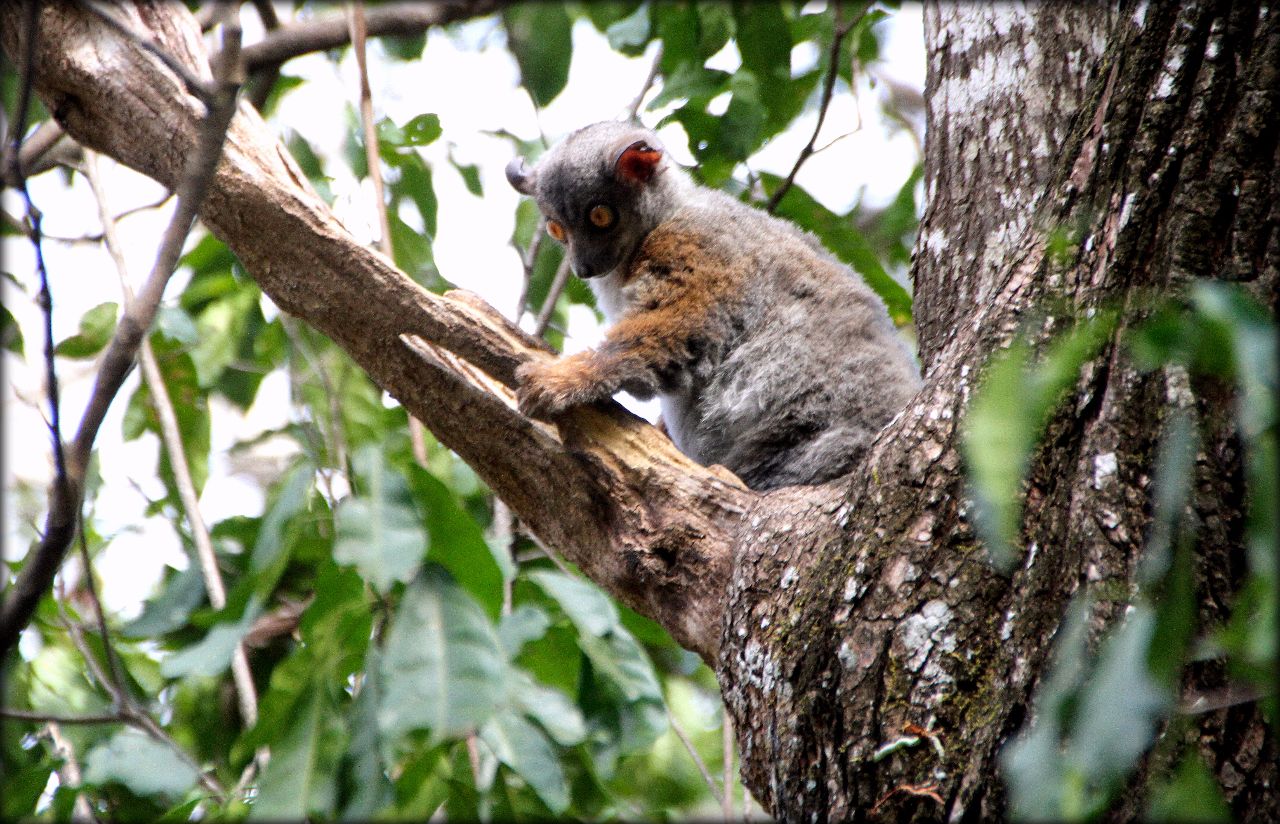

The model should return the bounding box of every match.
[0,0,78,660]
[46,721,99,822]
[487,497,515,616]
[1,708,122,725]
[84,149,259,728]
[766,5,866,213]
[240,0,513,73]
[348,0,435,467]
[41,191,176,244]
[627,44,664,120]
[722,710,734,822]
[532,257,572,338]
[349,2,394,261]
[512,214,546,321]
[667,708,724,808]
[245,0,284,111]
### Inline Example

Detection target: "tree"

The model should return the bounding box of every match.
[1,1,1275,821]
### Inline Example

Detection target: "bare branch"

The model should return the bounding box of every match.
[766,6,865,213]
[1,708,122,725]
[240,0,513,73]
[667,708,724,808]
[85,148,259,728]
[46,721,99,822]
[627,45,664,120]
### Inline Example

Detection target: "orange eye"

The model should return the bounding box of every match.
[546,220,566,242]
[589,204,615,228]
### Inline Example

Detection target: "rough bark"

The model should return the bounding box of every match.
[3,1,1275,821]
[719,1,1278,820]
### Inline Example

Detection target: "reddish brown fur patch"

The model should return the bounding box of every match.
[517,224,749,417]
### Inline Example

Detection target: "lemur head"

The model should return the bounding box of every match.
[506,121,685,279]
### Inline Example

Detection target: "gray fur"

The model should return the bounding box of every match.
[512,121,921,490]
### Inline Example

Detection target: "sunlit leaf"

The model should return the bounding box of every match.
[334,445,427,593]
[160,597,261,678]
[504,5,573,106]
[83,729,199,799]
[379,565,507,742]
[54,301,117,358]
[1145,749,1232,823]
[407,463,505,618]
[250,686,348,820]
[480,709,570,814]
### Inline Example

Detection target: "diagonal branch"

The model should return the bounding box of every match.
[0,0,753,662]
[240,0,513,73]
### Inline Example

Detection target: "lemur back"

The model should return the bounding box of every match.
[506,121,921,490]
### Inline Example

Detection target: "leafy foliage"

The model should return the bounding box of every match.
[3,2,930,819]
[964,284,1277,820]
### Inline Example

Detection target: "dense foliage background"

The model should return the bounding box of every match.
[2,3,919,819]
[2,1,1273,821]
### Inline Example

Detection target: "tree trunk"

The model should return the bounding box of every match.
[719,2,1278,820]
[3,1,1275,820]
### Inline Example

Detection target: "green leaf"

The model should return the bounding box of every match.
[334,446,427,593]
[248,461,316,597]
[1002,597,1091,820]
[120,563,207,638]
[605,2,651,54]
[480,709,570,814]
[379,565,507,742]
[526,569,617,637]
[250,686,348,820]
[508,670,587,747]
[1146,749,1232,823]
[962,312,1117,568]
[646,63,731,111]
[2,758,53,818]
[391,744,452,817]
[1069,606,1170,794]
[83,729,199,799]
[718,71,767,160]
[388,211,439,285]
[504,5,573,107]
[407,464,505,618]
[384,31,427,61]
[449,153,484,197]
[497,604,552,658]
[339,650,395,819]
[160,598,261,678]
[763,174,914,323]
[54,301,117,358]
[1,300,24,356]
[401,113,442,146]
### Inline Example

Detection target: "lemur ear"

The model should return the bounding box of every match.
[505,157,536,195]
[615,140,662,184]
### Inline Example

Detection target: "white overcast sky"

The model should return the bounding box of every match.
[2,3,925,616]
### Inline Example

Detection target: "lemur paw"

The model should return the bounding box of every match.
[515,357,600,419]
